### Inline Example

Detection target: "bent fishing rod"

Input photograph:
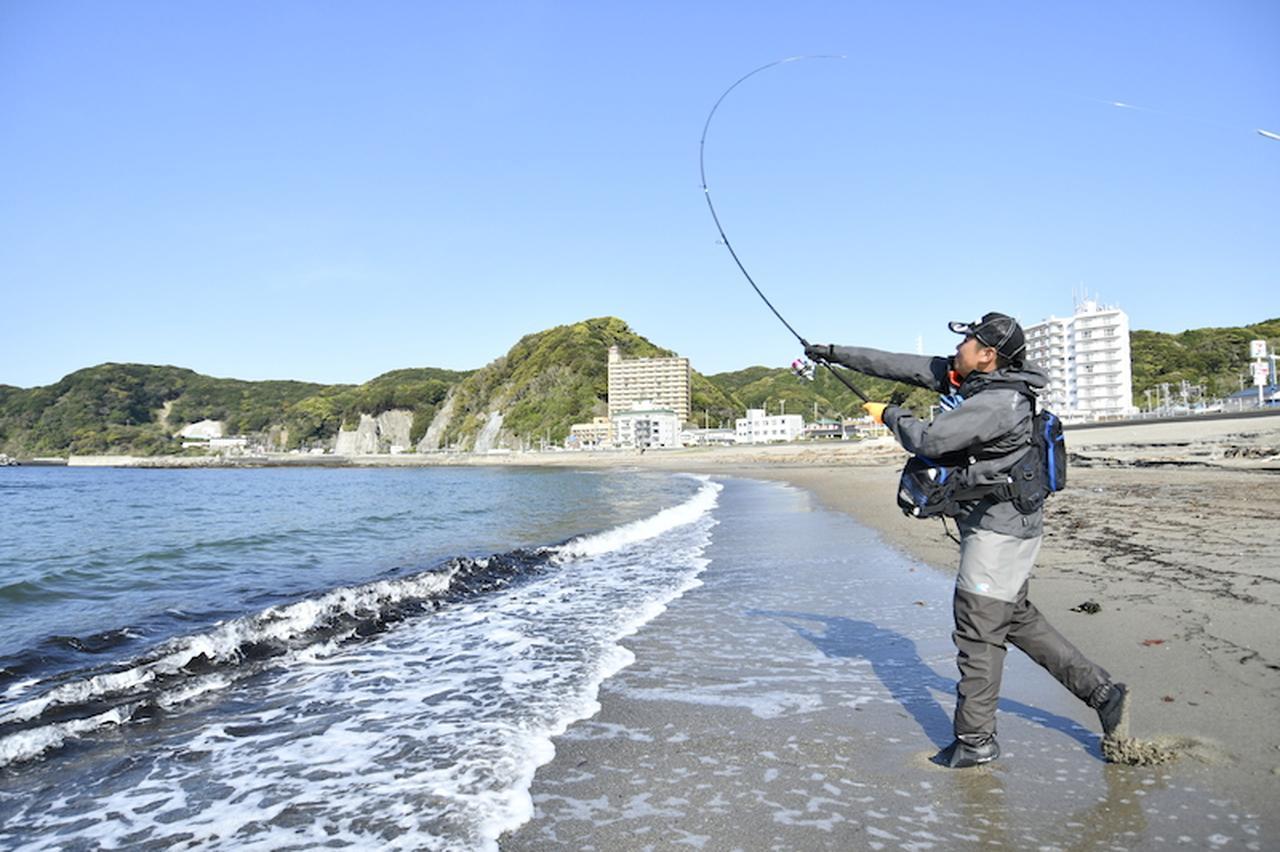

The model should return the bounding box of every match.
[699,55,870,404]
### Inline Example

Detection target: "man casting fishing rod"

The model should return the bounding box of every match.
[805,314,1129,768]
[700,58,1132,769]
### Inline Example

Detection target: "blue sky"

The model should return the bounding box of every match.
[2,1,1276,388]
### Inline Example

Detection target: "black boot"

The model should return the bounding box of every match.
[1094,682,1130,739]
[934,735,1000,769]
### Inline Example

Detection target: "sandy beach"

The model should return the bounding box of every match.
[494,413,1280,849]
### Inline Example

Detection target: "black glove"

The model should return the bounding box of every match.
[804,342,835,362]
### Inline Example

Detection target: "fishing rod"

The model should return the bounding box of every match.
[699,56,870,404]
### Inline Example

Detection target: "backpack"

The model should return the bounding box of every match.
[896,381,1066,519]
[1001,398,1067,514]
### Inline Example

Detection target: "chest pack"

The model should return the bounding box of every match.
[896,381,1066,519]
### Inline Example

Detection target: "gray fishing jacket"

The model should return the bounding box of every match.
[829,345,1050,539]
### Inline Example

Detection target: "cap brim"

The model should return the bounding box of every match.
[948,321,974,335]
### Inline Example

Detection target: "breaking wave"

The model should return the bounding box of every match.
[0,477,721,771]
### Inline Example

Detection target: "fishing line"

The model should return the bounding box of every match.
[699,55,871,403]
[1071,94,1279,142]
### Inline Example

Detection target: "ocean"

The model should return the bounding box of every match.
[0,466,719,850]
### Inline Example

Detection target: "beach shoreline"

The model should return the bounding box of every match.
[20,415,1280,839]
[39,422,1280,737]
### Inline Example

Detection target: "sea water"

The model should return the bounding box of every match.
[0,466,719,850]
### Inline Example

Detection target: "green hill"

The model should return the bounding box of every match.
[430,317,739,450]
[0,364,264,456]
[1130,318,1279,401]
[0,363,469,457]
[427,315,949,450]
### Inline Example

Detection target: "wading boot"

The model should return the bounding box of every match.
[934,735,1000,769]
[1094,682,1130,740]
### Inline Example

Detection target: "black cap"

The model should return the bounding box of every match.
[948,312,1026,363]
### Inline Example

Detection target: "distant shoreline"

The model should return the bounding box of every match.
[5,407,1271,473]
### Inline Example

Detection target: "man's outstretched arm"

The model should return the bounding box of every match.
[806,343,950,392]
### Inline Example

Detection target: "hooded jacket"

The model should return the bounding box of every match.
[828,345,1050,539]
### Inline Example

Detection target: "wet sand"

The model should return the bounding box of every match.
[502,415,1280,849]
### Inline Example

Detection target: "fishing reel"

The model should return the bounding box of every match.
[791,358,815,381]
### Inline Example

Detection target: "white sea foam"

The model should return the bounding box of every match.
[0,568,459,732]
[2,668,158,725]
[0,708,126,765]
[554,476,720,560]
[617,685,826,719]
[1,474,723,850]
[0,677,41,703]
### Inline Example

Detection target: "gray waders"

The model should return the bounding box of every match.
[952,529,1112,740]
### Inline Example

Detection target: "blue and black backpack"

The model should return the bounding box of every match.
[896,381,1066,518]
[1003,386,1067,514]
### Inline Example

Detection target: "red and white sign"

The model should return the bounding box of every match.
[1254,361,1271,386]
[1251,339,1268,359]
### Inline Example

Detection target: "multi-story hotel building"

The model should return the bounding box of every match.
[1024,299,1137,421]
[607,345,692,424]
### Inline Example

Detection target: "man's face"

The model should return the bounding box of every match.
[954,335,997,377]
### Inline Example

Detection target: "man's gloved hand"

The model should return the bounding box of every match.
[862,402,888,424]
[804,342,835,362]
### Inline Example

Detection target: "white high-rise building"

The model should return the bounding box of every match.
[1024,299,1137,421]
[607,345,692,423]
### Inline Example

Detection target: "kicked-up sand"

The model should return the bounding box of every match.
[500,414,1279,849]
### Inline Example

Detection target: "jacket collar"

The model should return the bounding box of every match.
[958,367,1027,399]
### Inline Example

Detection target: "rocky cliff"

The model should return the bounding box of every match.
[333,410,415,455]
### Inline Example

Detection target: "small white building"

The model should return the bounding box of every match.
[848,418,889,439]
[185,435,250,452]
[735,409,804,444]
[612,404,680,450]
[680,427,737,447]
[566,417,612,449]
[804,418,843,440]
